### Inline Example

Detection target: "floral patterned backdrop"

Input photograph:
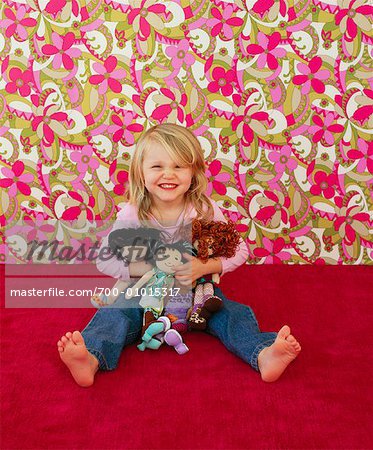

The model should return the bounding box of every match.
[0,0,372,265]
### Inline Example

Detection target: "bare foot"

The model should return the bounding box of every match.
[57,331,99,387]
[258,325,301,383]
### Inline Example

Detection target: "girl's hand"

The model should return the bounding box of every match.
[174,253,205,286]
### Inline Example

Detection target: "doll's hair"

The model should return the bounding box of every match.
[108,227,162,262]
[192,219,241,262]
[153,240,193,264]
[109,227,193,265]
[124,123,213,223]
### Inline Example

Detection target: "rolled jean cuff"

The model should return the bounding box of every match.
[87,347,110,371]
[250,338,276,372]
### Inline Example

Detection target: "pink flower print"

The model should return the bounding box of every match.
[5,68,33,97]
[45,0,66,16]
[268,145,298,175]
[61,191,95,221]
[31,102,68,145]
[67,236,97,263]
[108,113,144,144]
[308,113,344,145]
[292,56,330,95]
[23,213,56,242]
[232,97,269,145]
[208,67,236,96]
[0,161,34,197]
[246,32,286,70]
[256,190,290,227]
[252,0,287,19]
[151,88,187,123]
[89,56,126,95]
[0,6,37,40]
[44,0,79,18]
[205,160,230,196]
[127,0,166,41]
[335,0,373,42]
[347,139,373,174]
[42,32,81,71]
[334,203,370,245]
[206,6,243,39]
[165,39,195,70]
[310,171,337,199]
[353,89,373,127]
[253,237,291,264]
[113,170,129,196]
[70,145,99,174]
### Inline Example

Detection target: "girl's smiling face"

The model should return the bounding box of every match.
[142,142,193,208]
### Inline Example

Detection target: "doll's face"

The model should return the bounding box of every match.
[193,240,214,256]
[155,248,182,273]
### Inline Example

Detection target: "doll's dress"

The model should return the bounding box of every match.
[163,289,193,333]
[139,268,175,315]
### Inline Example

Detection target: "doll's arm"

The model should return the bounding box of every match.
[106,279,130,303]
[125,268,155,299]
[212,273,220,284]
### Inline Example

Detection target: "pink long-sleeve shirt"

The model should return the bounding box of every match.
[96,199,249,281]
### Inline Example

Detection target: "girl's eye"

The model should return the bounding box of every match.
[152,165,161,168]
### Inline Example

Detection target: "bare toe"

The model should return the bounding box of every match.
[71,330,85,345]
[258,325,301,383]
[65,332,72,339]
[277,325,291,339]
[61,336,69,344]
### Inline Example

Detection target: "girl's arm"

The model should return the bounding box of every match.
[96,204,152,281]
[175,253,222,286]
[209,200,249,276]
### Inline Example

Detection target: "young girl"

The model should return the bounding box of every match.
[57,123,301,387]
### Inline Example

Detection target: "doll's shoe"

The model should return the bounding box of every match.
[164,329,189,355]
[188,296,223,330]
[199,296,223,319]
[188,309,207,330]
[142,316,171,343]
[91,294,112,309]
[141,310,158,336]
[137,338,162,351]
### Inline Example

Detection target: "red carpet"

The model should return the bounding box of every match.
[1,264,372,450]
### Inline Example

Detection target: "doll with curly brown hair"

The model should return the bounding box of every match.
[188,219,241,330]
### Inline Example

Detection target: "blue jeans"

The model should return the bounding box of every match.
[82,287,277,372]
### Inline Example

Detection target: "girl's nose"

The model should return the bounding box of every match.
[163,168,175,178]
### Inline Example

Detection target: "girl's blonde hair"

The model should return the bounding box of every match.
[125,123,213,223]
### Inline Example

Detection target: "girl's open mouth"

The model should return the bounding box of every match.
[158,184,178,189]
